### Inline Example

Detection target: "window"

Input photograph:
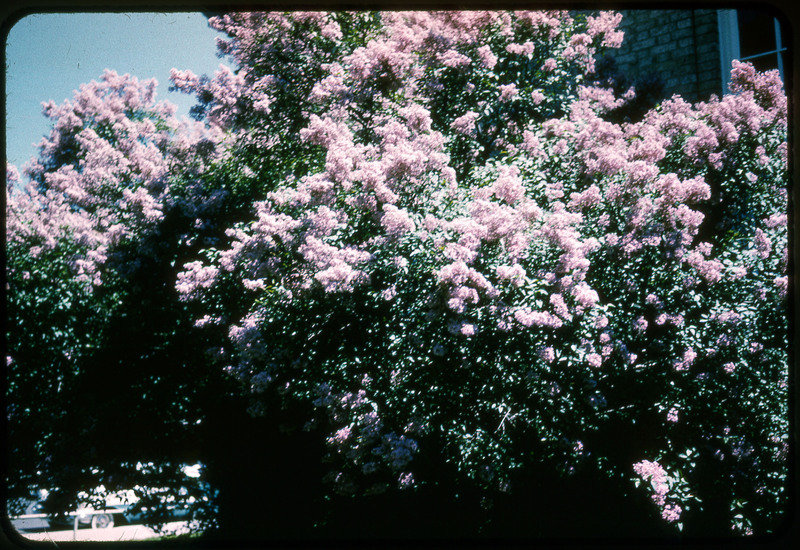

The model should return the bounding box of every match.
[718,8,788,93]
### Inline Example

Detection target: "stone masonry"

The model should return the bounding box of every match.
[613,9,724,103]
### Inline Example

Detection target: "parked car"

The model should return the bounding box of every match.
[10,464,209,532]
[124,500,192,525]
[10,490,135,532]
[53,487,195,528]
[9,501,50,532]
[50,502,131,530]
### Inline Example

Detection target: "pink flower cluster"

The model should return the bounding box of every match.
[661,503,682,523]
[6,176,108,287]
[175,261,220,302]
[8,70,206,288]
[451,111,479,136]
[633,459,681,521]
[171,64,251,131]
[633,460,670,500]
[296,236,372,293]
[312,382,422,495]
[673,347,697,372]
[437,261,499,315]
[666,407,680,423]
[585,12,624,48]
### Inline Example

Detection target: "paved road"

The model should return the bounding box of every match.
[16,521,193,542]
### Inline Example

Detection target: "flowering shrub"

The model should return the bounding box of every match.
[7,10,788,538]
[166,10,789,536]
[6,71,223,528]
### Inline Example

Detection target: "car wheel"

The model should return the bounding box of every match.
[91,514,114,529]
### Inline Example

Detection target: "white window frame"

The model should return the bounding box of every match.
[718,9,786,94]
[718,10,739,94]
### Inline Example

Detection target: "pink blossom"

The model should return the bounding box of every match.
[668,314,684,328]
[447,285,479,313]
[495,263,526,286]
[306,206,341,236]
[655,174,711,205]
[168,68,201,93]
[666,407,679,423]
[683,123,719,161]
[476,45,497,69]
[438,49,472,68]
[753,228,772,259]
[315,263,370,293]
[571,282,599,309]
[552,139,568,155]
[538,347,556,363]
[398,472,415,489]
[586,353,602,368]
[685,250,724,284]
[401,103,433,134]
[549,293,570,320]
[520,130,542,155]
[468,200,526,243]
[633,460,669,493]
[728,265,747,279]
[713,310,742,325]
[541,58,557,72]
[451,111,479,136]
[672,204,705,230]
[381,204,416,237]
[437,261,471,286]
[506,41,534,57]
[774,276,788,299]
[661,504,682,523]
[490,165,526,204]
[344,37,416,90]
[673,347,697,372]
[382,286,398,301]
[514,307,563,329]
[645,294,663,308]
[329,426,352,445]
[176,261,219,301]
[764,212,787,229]
[722,362,736,375]
[296,236,373,293]
[585,12,624,48]
[729,60,786,118]
[568,185,602,210]
[444,242,479,264]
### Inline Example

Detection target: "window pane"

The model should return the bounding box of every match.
[737,9,777,58]
[747,52,780,73]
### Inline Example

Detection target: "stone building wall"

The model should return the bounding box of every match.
[612,9,724,103]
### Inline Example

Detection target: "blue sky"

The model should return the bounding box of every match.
[5,12,228,170]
